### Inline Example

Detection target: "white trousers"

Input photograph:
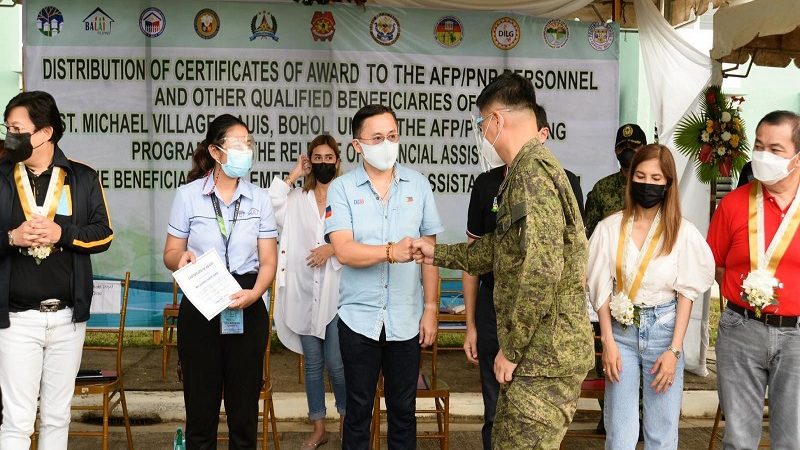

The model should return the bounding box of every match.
[0,308,86,450]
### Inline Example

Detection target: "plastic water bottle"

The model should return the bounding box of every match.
[174,426,185,450]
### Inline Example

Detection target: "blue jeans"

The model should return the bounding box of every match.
[299,316,346,421]
[716,306,800,450]
[604,301,684,450]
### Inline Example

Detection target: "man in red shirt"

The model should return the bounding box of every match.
[707,110,800,449]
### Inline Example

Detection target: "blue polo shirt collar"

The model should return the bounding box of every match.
[201,173,254,202]
[353,163,410,187]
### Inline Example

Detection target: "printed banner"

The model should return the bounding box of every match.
[23,0,619,328]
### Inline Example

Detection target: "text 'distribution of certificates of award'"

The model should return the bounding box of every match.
[172,249,239,320]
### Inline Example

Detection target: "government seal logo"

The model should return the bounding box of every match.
[370,13,400,46]
[434,16,463,48]
[543,19,569,48]
[139,7,165,38]
[195,9,220,40]
[36,6,64,37]
[588,22,614,51]
[491,17,520,50]
[311,11,335,41]
[83,7,113,35]
[250,11,278,41]
[622,125,633,138]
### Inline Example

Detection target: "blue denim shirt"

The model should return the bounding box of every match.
[324,163,443,341]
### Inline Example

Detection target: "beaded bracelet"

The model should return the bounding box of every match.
[386,242,394,264]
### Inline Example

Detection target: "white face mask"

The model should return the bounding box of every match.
[359,140,399,172]
[472,113,505,172]
[751,150,798,185]
[480,136,505,171]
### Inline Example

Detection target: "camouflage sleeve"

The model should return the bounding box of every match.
[584,188,602,238]
[432,235,495,276]
[498,174,566,365]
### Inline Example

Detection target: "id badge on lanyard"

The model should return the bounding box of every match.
[211,193,245,335]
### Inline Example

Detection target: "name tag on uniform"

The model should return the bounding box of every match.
[220,308,244,334]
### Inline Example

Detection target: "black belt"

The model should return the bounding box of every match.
[727,302,799,328]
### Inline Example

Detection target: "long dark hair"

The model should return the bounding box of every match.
[188,114,248,182]
[304,134,341,192]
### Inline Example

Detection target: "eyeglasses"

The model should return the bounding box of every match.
[0,124,34,138]
[311,154,337,163]
[357,133,400,146]
[218,135,255,151]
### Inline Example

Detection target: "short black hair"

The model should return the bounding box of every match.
[352,104,396,139]
[533,103,548,131]
[476,71,537,113]
[3,91,65,143]
[757,110,800,152]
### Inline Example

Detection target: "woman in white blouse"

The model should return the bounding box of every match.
[269,134,345,449]
[586,144,714,449]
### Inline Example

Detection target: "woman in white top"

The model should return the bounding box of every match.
[586,144,714,449]
[269,135,344,449]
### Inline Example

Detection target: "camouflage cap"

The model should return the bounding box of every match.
[615,123,647,148]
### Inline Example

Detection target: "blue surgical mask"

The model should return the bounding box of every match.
[219,148,253,178]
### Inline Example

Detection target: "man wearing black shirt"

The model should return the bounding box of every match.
[462,103,584,449]
[0,91,113,449]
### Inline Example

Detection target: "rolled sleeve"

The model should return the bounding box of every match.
[419,180,444,236]
[167,188,190,239]
[259,193,279,239]
[323,178,353,241]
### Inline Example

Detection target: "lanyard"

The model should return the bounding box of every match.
[210,193,242,271]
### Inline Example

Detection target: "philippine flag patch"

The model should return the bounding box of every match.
[405,196,414,203]
[325,205,332,219]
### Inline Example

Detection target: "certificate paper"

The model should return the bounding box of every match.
[172,249,239,320]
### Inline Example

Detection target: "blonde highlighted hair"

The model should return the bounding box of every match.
[621,144,682,256]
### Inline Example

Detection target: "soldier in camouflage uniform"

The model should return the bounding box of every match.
[413,73,593,449]
[584,123,647,237]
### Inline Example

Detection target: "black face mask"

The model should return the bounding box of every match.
[311,162,337,184]
[617,148,636,169]
[631,181,666,209]
[4,132,34,163]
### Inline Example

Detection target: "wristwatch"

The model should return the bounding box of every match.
[667,345,681,359]
[7,230,13,247]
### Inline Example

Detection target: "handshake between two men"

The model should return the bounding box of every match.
[385,237,436,265]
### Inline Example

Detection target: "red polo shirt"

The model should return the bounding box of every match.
[708,182,800,316]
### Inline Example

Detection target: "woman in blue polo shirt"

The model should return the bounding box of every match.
[163,114,278,448]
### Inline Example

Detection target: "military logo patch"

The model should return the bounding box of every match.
[543,19,569,49]
[587,22,613,51]
[139,7,165,38]
[36,6,64,37]
[434,16,463,48]
[623,125,633,137]
[491,17,520,50]
[311,11,335,41]
[195,9,220,40]
[370,13,400,46]
[250,11,278,41]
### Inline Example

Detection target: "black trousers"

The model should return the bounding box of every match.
[338,319,420,450]
[475,283,500,450]
[177,273,269,450]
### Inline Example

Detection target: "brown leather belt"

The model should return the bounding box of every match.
[727,302,799,328]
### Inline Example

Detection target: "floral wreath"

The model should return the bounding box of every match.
[674,85,749,182]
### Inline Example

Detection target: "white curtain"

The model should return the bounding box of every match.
[635,0,713,376]
[371,0,593,17]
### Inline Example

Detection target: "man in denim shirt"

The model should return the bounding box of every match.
[325,104,443,450]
